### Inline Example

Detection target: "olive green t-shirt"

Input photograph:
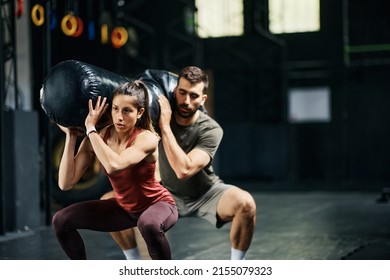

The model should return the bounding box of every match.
[159,111,224,199]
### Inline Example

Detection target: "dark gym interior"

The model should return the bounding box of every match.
[1,0,390,260]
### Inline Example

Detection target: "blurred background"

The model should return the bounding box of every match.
[1,0,390,243]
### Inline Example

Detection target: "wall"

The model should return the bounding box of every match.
[29,0,390,194]
[200,0,390,191]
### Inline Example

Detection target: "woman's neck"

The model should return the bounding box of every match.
[112,126,136,145]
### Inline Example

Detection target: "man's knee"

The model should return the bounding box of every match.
[231,188,257,214]
[237,190,257,218]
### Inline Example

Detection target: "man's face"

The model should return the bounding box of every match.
[174,77,207,119]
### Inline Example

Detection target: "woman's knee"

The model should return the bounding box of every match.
[52,207,76,233]
[137,218,162,237]
[100,190,114,200]
[52,210,66,233]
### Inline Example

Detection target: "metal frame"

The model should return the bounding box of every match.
[1,0,18,234]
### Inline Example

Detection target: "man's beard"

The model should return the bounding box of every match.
[175,103,199,119]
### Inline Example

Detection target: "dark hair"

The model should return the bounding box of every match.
[112,80,157,135]
[178,66,209,94]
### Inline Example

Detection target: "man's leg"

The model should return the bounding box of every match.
[110,229,143,260]
[216,187,256,260]
[101,191,142,260]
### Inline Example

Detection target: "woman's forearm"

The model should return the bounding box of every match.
[58,134,78,190]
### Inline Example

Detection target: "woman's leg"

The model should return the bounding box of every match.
[52,199,137,259]
[137,202,178,260]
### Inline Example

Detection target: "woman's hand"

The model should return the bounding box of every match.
[85,96,109,129]
[57,124,83,137]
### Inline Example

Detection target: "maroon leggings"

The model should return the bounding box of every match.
[52,199,178,260]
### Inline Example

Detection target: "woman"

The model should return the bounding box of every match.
[52,81,178,260]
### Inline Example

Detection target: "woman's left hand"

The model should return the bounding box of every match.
[85,96,109,129]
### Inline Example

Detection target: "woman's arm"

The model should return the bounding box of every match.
[85,96,159,175]
[88,130,158,175]
[57,126,94,191]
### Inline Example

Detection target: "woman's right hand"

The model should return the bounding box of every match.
[57,124,83,137]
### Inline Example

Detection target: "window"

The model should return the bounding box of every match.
[269,0,320,34]
[288,87,331,123]
[195,0,244,38]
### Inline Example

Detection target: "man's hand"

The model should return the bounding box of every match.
[158,94,172,129]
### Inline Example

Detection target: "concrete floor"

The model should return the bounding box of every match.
[0,189,390,260]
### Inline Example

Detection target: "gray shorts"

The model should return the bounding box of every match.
[170,182,235,228]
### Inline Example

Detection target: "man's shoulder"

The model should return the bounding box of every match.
[198,111,221,130]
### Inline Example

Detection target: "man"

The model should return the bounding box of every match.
[105,66,256,260]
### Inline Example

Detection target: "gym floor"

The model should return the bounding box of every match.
[0,182,390,260]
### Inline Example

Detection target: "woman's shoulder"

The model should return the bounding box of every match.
[136,129,160,143]
[134,129,159,159]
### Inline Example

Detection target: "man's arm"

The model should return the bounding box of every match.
[160,124,210,180]
[158,95,210,180]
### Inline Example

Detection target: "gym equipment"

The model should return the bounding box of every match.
[135,68,178,127]
[111,26,129,48]
[40,60,179,130]
[40,60,131,129]
[61,14,78,36]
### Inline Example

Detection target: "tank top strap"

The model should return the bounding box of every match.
[102,125,112,143]
[126,128,142,147]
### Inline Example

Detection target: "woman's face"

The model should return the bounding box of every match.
[111,95,144,133]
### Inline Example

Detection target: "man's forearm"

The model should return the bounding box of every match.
[160,125,191,179]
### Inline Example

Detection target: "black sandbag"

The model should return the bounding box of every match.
[40,60,205,132]
[136,69,178,126]
[136,69,207,123]
[40,60,131,129]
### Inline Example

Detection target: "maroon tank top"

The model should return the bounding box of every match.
[102,126,175,213]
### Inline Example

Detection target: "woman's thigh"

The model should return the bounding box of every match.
[54,199,138,232]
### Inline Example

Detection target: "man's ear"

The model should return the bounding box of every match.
[201,94,208,106]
